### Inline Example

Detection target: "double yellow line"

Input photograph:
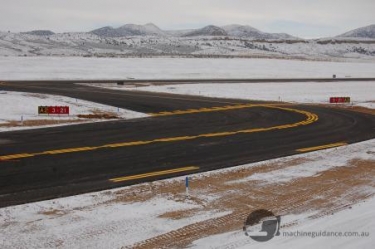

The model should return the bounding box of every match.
[0,105,319,161]
[109,166,199,182]
[150,103,256,116]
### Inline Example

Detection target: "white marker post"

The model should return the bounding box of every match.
[185,176,189,197]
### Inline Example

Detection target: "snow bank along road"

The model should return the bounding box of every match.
[1,81,375,207]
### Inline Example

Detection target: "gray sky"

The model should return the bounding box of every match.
[0,0,374,38]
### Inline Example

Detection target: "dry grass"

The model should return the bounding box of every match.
[0,110,120,128]
[77,110,119,119]
[77,114,118,119]
[38,209,68,216]
[158,208,202,220]
[0,119,85,127]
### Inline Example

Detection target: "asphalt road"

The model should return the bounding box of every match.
[1,81,375,207]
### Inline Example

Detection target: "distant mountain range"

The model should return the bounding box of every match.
[18,23,375,40]
[1,23,375,59]
[90,23,298,40]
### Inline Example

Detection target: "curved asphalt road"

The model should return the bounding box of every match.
[1,81,375,207]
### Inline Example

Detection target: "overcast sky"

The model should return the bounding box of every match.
[0,0,374,38]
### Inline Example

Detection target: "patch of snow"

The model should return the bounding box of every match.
[0,91,147,132]
[1,57,375,81]
[228,140,375,185]
[129,81,375,106]
[356,102,375,109]
[0,195,229,249]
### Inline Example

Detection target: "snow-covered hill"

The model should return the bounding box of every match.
[183,25,228,37]
[222,24,296,40]
[0,24,375,60]
[89,23,298,39]
[91,23,166,37]
[337,24,375,39]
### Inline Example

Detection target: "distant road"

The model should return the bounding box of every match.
[2,77,375,85]
[1,81,375,207]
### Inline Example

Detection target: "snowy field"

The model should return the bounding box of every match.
[123,81,375,106]
[1,57,375,80]
[0,91,147,132]
[1,138,374,248]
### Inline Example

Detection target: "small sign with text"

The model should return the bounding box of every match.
[329,97,350,104]
[38,106,70,115]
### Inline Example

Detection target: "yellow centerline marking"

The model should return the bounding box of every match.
[38,147,97,155]
[296,142,347,152]
[0,105,319,161]
[109,166,200,182]
[0,153,34,160]
[149,103,257,116]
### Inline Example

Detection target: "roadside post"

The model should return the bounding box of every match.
[185,176,189,197]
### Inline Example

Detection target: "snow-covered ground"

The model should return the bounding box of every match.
[0,195,228,249]
[1,138,374,248]
[100,81,375,107]
[1,57,375,80]
[192,197,375,249]
[0,91,147,132]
